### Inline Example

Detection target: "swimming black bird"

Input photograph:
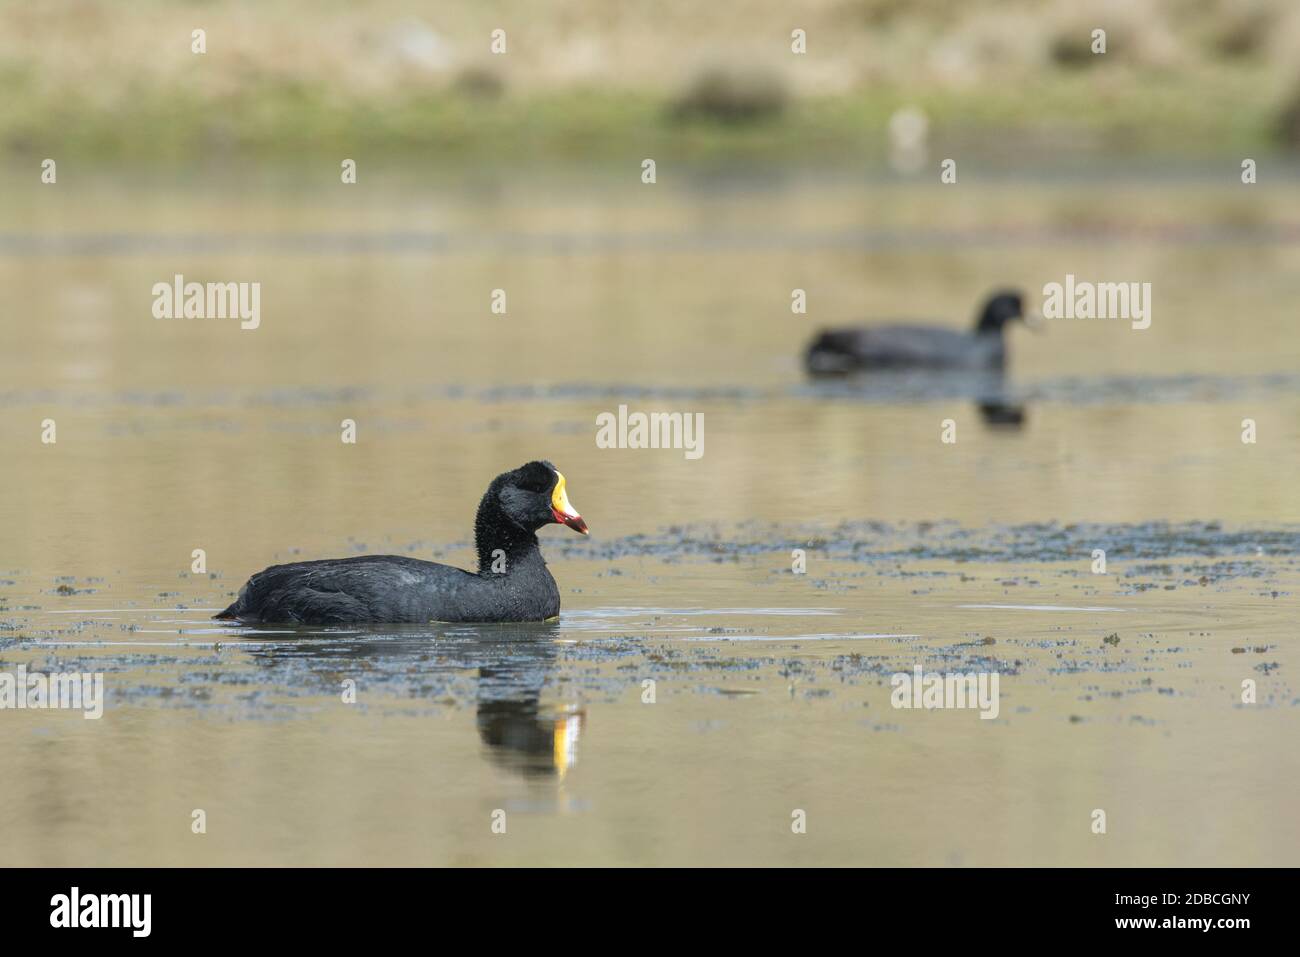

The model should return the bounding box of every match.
[804,290,1032,376]
[213,461,588,625]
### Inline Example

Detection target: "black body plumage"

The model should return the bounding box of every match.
[805,290,1027,376]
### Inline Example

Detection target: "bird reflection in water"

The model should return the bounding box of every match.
[975,368,1027,429]
[976,397,1026,428]
[246,620,584,780]
[473,623,586,779]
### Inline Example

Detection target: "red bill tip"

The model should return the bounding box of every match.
[553,507,589,535]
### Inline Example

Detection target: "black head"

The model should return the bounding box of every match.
[475,461,588,568]
[975,290,1025,333]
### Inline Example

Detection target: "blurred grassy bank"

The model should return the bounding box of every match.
[3,0,1300,161]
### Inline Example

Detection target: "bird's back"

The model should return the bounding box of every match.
[806,323,1003,374]
[215,554,500,624]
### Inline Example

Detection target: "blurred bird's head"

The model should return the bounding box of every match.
[976,290,1029,332]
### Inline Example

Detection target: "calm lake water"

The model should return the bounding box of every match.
[1,162,1298,865]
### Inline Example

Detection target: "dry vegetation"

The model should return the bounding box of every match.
[2,0,1298,158]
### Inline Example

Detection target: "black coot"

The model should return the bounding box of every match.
[214,461,588,625]
[805,290,1030,376]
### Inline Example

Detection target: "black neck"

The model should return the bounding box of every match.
[474,499,539,574]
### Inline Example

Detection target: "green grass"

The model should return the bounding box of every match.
[0,67,1288,163]
[4,0,1298,163]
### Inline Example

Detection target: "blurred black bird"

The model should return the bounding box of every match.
[805,290,1034,376]
[214,461,588,625]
